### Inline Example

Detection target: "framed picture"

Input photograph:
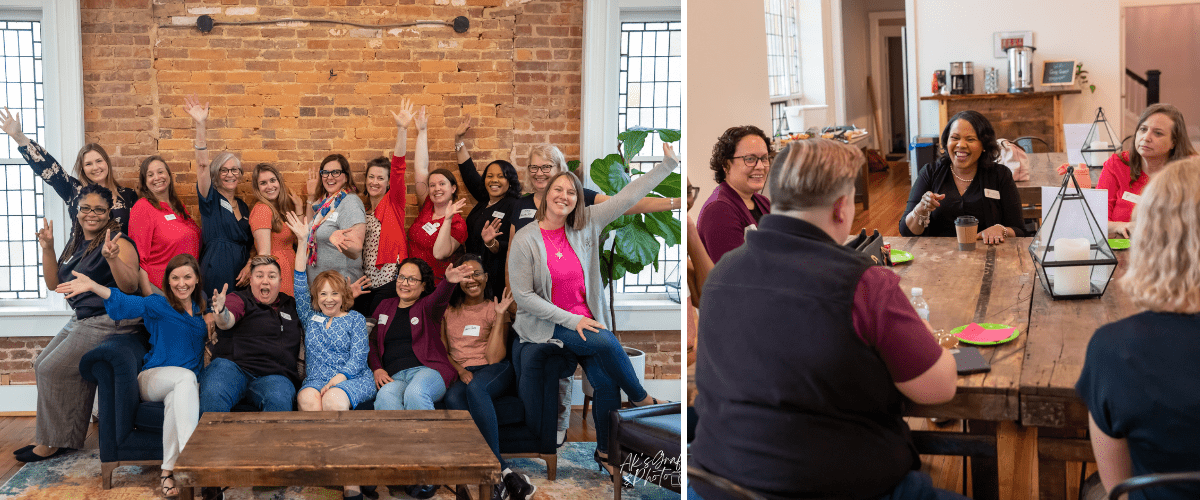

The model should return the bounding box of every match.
[1042,60,1077,86]
[993,31,1033,58]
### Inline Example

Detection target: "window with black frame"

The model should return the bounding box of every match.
[0,18,47,300]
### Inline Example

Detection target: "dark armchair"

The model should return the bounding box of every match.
[79,333,162,489]
[608,402,682,499]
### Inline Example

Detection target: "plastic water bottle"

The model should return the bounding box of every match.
[911,287,930,321]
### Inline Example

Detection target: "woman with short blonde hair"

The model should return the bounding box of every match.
[1076,157,1200,496]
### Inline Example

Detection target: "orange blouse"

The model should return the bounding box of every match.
[249,203,297,297]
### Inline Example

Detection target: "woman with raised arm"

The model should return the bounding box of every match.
[1,107,139,231]
[58,254,207,498]
[407,107,468,282]
[353,98,416,316]
[183,96,253,294]
[242,163,302,296]
[453,114,522,298]
[285,211,373,500]
[128,155,201,294]
[15,184,141,463]
[301,152,367,290]
[507,143,678,481]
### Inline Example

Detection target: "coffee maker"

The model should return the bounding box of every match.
[950,62,974,95]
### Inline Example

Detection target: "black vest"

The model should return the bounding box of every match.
[213,291,303,385]
[692,214,916,500]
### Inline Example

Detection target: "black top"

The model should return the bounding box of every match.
[1076,311,1200,500]
[382,305,420,375]
[59,236,133,320]
[213,290,303,385]
[899,160,1025,238]
[507,188,600,233]
[749,206,764,224]
[692,214,914,500]
[458,158,520,298]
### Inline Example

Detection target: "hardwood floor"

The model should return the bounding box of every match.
[853,160,914,237]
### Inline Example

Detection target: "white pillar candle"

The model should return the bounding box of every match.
[1088,141,1109,166]
[1053,238,1092,295]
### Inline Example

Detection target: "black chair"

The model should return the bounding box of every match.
[1014,136,1051,153]
[79,333,162,489]
[685,465,767,500]
[1108,471,1200,500]
[608,402,682,500]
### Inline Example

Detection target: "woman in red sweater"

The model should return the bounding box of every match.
[128,155,200,292]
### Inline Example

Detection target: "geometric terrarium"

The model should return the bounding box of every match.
[1028,171,1118,299]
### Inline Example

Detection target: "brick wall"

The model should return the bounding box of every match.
[2,0,679,386]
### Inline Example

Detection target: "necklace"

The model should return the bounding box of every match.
[951,166,975,184]
[545,229,567,259]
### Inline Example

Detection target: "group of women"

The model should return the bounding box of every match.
[1,97,681,500]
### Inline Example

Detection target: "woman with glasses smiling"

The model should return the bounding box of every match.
[696,125,774,263]
[184,96,253,295]
[302,152,368,291]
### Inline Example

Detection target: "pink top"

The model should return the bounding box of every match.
[129,198,201,289]
[541,227,592,319]
[443,301,497,368]
[1096,152,1150,223]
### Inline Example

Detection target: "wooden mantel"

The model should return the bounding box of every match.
[921,90,1082,152]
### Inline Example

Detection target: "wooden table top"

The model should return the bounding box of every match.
[886,236,1036,421]
[1015,152,1102,206]
[1021,249,1137,428]
[174,410,501,488]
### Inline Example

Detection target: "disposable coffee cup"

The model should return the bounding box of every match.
[955,216,978,251]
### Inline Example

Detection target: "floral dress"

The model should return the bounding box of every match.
[19,140,138,231]
[294,270,375,408]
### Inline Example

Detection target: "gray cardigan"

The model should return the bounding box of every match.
[508,157,678,344]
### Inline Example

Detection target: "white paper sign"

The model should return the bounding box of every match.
[984,189,1001,200]
[311,314,325,323]
[164,214,177,221]
[326,212,339,223]
[463,325,481,337]
[279,312,291,321]
[379,314,389,325]
[1041,187,1109,244]
[422,221,440,235]
[520,209,536,219]
[1063,124,1092,165]
[1121,191,1141,204]
[492,211,505,219]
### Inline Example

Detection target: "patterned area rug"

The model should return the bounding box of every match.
[0,443,680,499]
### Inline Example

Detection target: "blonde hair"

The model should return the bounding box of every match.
[1120,157,1200,313]
[534,171,587,230]
[767,138,863,210]
[529,144,568,172]
[310,270,354,313]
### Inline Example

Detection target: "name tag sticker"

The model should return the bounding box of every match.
[463,325,481,337]
[984,189,1001,200]
[326,212,339,223]
[520,209,536,219]
[492,210,505,219]
[279,312,291,321]
[1122,191,1142,204]
[220,199,234,213]
[745,224,757,236]
[311,314,325,323]
[379,314,388,325]
[410,317,420,325]
[422,222,439,235]
[164,214,177,221]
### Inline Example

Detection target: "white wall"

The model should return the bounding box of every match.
[1125,4,1200,140]
[685,0,771,217]
[841,0,905,149]
[910,0,1121,137]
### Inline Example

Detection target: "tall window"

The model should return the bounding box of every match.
[616,20,681,295]
[0,19,46,300]
[765,0,802,137]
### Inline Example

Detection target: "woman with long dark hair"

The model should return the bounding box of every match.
[59,254,207,497]
[244,163,302,296]
[452,114,522,297]
[302,152,367,290]
[1,107,139,231]
[128,155,201,293]
[900,110,1024,244]
[15,184,141,463]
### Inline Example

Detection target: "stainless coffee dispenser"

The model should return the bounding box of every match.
[950,62,974,95]
[1006,46,1036,93]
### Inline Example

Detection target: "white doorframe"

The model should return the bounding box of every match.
[869,10,905,155]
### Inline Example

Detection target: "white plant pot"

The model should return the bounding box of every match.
[581,346,646,403]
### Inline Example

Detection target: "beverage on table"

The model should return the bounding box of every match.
[954,216,978,251]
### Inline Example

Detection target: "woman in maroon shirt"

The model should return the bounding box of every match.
[696,125,774,262]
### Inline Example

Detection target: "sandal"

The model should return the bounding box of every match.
[160,472,179,498]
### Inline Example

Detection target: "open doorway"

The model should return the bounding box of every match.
[869,11,908,160]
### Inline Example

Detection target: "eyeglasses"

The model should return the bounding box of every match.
[528,164,555,173]
[463,271,486,280]
[397,276,423,285]
[78,206,109,215]
[319,170,346,178]
[687,186,700,198]
[219,167,242,176]
[733,155,770,168]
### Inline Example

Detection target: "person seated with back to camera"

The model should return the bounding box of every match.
[900,110,1024,244]
[691,138,962,500]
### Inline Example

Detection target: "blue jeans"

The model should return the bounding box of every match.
[687,471,968,500]
[552,324,648,453]
[199,358,296,413]
[444,361,513,467]
[375,366,446,410]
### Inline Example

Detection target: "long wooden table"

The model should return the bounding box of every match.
[1015,152,1101,207]
[175,410,501,500]
[886,236,1135,500]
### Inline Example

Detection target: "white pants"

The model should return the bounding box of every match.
[138,366,200,470]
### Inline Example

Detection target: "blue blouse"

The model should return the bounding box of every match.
[104,288,207,376]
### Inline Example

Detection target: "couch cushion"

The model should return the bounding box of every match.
[619,414,681,458]
[134,402,165,432]
[493,396,524,427]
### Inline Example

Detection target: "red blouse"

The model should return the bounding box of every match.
[1096,152,1150,223]
[406,198,467,282]
[129,198,201,289]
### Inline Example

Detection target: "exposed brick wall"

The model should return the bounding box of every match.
[1,0,679,386]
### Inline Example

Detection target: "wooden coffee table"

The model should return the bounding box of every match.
[174,410,500,500]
